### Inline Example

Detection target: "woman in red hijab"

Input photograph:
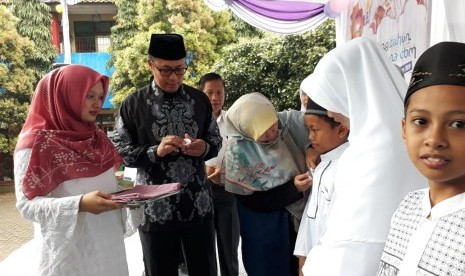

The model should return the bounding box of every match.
[14,65,133,275]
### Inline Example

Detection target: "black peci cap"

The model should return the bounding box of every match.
[405,41,465,106]
[148,33,186,60]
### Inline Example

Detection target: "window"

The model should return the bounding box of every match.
[74,21,114,53]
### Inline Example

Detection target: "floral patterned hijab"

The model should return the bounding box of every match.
[225,93,305,194]
[15,65,122,199]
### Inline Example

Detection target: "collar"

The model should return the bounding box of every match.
[216,110,226,124]
[421,188,465,220]
[150,80,184,100]
[320,141,349,162]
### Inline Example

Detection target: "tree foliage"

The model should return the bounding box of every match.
[109,0,236,106]
[107,0,140,104]
[109,0,138,51]
[7,0,57,82]
[0,6,35,159]
[229,13,264,39]
[214,20,336,111]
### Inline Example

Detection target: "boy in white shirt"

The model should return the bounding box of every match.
[293,98,349,275]
[377,41,465,275]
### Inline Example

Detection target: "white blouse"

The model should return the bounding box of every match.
[205,110,227,169]
[14,149,141,276]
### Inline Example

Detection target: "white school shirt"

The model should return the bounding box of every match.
[294,142,348,257]
[205,110,226,169]
[377,188,465,276]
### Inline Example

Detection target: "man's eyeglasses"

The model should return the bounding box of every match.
[153,65,188,76]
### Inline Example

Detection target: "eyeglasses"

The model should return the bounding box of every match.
[152,65,188,76]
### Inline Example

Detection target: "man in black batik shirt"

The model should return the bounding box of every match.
[112,33,221,276]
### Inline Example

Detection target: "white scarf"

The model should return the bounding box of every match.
[301,37,427,244]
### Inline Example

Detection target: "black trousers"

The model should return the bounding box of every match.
[211,183,240,276]
[139,219,217,276]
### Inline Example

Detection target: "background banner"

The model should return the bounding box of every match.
[338,0,430,80]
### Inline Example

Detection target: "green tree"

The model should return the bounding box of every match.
[110,0,138,50]
[0,6,35,178]
[109,0,236,106]
[229,13,264,39]
[214,20,336,111]
[108,0,139,104]
[7,0,57,82]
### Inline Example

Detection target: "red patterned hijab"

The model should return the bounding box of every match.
[15,65,122,199]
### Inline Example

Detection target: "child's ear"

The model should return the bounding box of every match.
[338,125,349,138]
[401,118,406,142]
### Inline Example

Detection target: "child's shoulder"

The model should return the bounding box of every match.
[396,188,428,210]
[322,141,349,162]
[405,188,428,199]
[332,141,349,156]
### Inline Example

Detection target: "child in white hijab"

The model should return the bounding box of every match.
[300,37,426,276]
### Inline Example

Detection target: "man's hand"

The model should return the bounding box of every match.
[79,191,123,214]
[157,135,185,157]
[181,134,206,157]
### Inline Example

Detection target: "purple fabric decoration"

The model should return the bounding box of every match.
[235,0,324,21]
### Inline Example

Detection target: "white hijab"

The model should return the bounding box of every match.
[301,37,426,244]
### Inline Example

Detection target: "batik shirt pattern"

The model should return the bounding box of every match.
[377,190,465,276]
[112,82,222,231]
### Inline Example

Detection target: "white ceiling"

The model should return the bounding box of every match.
[66,4,117,15]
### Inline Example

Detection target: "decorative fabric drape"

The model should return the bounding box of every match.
[204,0,328,34]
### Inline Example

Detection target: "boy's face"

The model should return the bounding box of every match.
[402,84,465,188]
[305,115,347,155]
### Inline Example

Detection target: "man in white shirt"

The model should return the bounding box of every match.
[199,73,240,276]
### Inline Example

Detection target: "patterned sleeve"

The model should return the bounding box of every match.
[112,97,154,168]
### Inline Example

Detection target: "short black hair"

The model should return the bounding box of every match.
[306,113,340,129]
[198,72,225,91]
